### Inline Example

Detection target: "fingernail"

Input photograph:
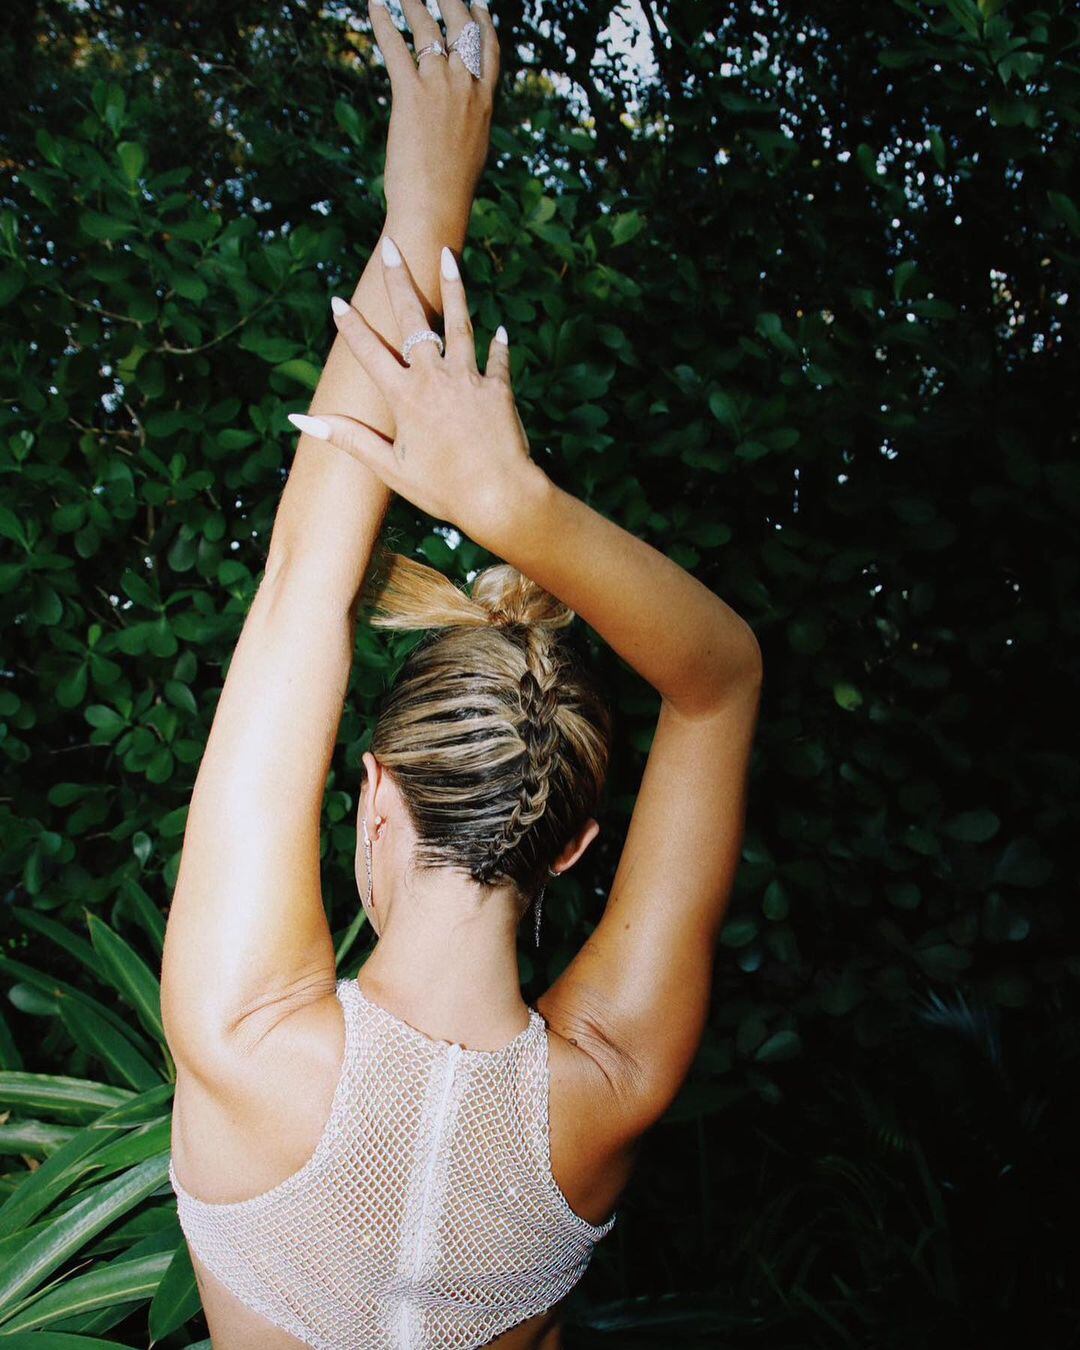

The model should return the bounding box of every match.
[381,236,402,267]
[288,413,331,440]
[473,1,489,9]
[330,296,350,316]
[441,247,460,281]
[495,325,509,345]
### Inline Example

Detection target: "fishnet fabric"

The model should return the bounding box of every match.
[168,976,617,1349]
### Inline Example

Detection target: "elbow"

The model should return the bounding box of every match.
[741,628,764,683]
[723,620,763,688]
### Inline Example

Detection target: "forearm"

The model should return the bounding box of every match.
[483,470,763,715]
[263,208,468,606]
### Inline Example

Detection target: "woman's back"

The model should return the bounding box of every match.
[168,974,635,1349]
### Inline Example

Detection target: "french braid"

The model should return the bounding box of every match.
[473,628,561,887]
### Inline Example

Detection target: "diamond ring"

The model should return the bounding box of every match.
[414,39,447,66]
[447,21,482,79]
[402,329,445,364]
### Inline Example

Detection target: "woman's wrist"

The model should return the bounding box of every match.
[467,461,556,558]
[383,207,471,257]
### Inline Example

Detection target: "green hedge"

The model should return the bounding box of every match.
[1,1,1077,1344]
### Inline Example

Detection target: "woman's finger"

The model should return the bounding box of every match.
[330,293,407,393]
[471,3,501,95]
[485,325,511,385]
[400,0,442,46]
[286,412,397,482]
[380,236,442,366]
[369,1,416,87]
[440,0,478,86]
[433,0,472,43]
[439,247,477,371]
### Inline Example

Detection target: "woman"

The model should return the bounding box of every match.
[161,1,763,1346]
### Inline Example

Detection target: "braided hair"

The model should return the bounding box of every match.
[471,625,561,887]
[358,547,611,915]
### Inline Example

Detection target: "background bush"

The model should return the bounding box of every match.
[1,0,1077,1345]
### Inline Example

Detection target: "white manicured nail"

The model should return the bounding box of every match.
[381,236,402,267]
[370,0,387,8]
[330,296,350,316]
[495,325,509,345]
[441,247,460,281]
[288,413,331,440]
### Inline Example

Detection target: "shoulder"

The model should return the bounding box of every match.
[171,984,348,1202]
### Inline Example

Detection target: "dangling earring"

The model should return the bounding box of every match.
[362,814,383,915]
[534,866,559,947]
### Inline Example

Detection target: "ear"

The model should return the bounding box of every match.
[553,817,600,874]
[360,751,384,814]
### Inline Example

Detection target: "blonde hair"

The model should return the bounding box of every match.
[358,547,612,917]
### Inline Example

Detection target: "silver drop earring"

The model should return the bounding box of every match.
[362,814,384,914]
[535,866,559,947]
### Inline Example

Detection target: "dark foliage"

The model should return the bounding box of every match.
[1,0,1077,1344]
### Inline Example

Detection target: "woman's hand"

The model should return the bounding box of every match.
[370,0,500,244]
[285,239,546,548]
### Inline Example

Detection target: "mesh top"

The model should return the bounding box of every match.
[168,976,617,1350]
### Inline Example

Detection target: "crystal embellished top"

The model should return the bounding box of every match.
[168,976,617,1350]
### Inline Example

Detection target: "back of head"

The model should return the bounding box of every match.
[359,546,612,920]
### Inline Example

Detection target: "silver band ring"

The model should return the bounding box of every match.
[414,40,447,64]
[447,21,482,78]
[402,329,444,364]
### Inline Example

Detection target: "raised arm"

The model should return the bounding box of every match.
[301,252,763,1138]
[481,478,762,1134]
[161,0,500,1070]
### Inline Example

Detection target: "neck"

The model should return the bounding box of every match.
[359,872,531,1049]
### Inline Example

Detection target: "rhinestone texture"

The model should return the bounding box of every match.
[401,329,444,364]
[448,21,482,79]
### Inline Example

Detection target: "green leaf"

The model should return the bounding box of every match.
[719,917,758,949]
[85,915,164,1046]
[893,259,918,300]
[80,212,137,241]
[57,999,160,1093]
[754,1030,802,1063]
[35,129,63,166]
[943,809,1000,843]
[992,837,1053,888]
[833,682,863,711]
[610,210,645,246]
[84,706,127,739]
[0,504,29,547]
[273,358,322,390]
[147,1240,202,1341]
[334,97,364,146]
[762,880,789,921]
[0,1154,167,1314]
[163,679,197,715]
[116,141,145,183]
[0,1332,143,1348]
[708,389,739,431]
[944,0,981,36]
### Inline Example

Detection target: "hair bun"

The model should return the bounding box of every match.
[470,563,574,631]
[359,547,575,634]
